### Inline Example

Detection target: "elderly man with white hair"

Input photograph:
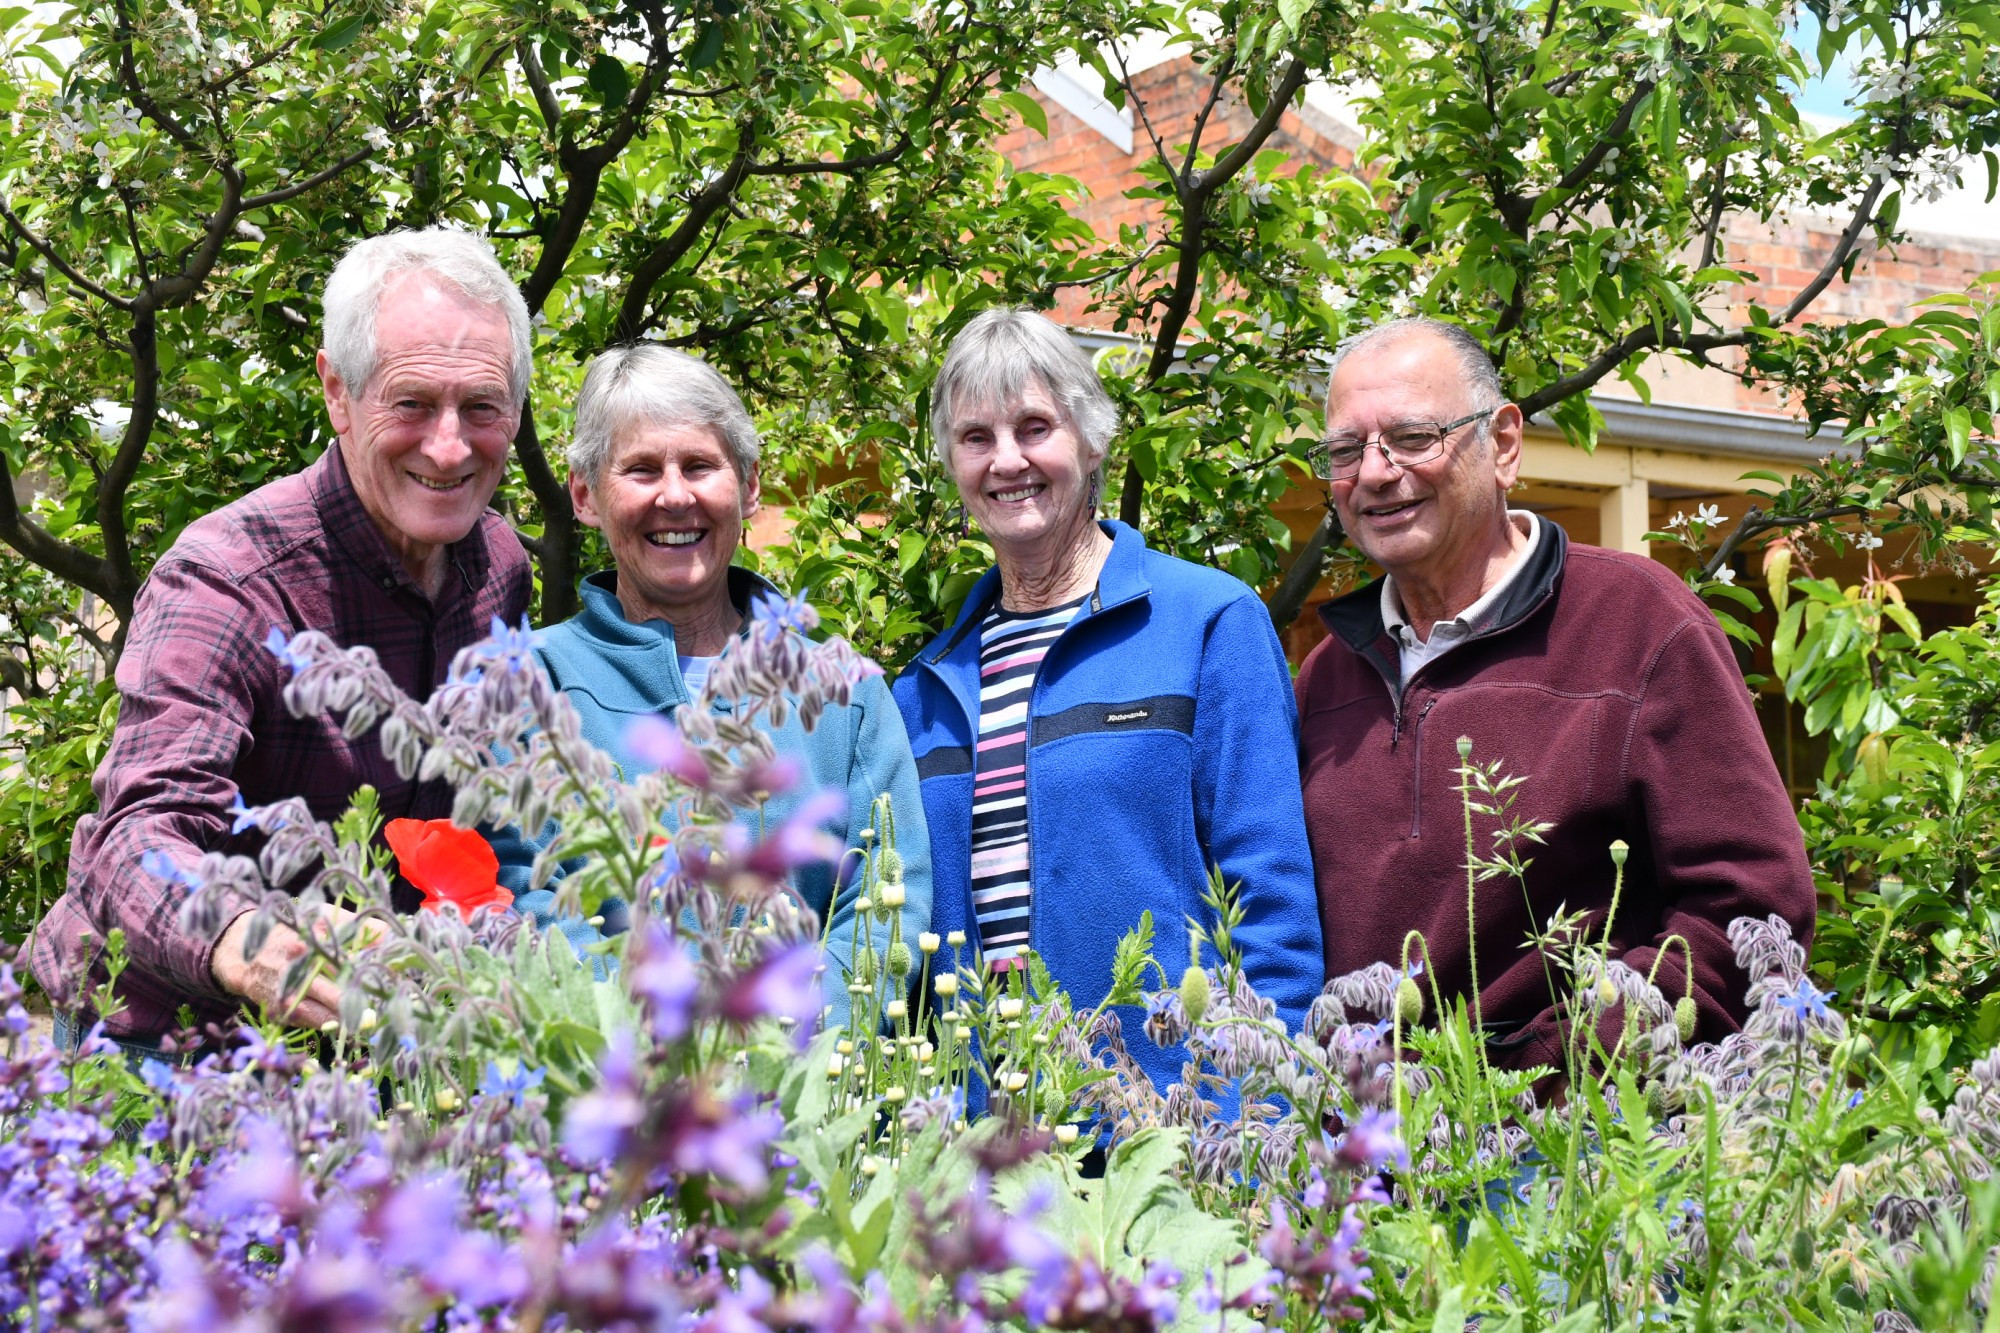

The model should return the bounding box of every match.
[1295,317,1815,1076]
[33,227,535,1052]
[893,306,1322,1100]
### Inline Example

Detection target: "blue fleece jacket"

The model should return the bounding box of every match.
[491,568,933,1033]
[891,521,1323,1096]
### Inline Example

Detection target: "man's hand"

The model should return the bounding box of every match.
[211,911,345,1029]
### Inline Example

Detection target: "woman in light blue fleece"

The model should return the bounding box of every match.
[489,344,931,1033]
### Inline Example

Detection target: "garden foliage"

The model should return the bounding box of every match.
[7,613,2000,1329]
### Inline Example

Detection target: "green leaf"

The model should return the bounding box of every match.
[687,22,726,70]
[587,55,632,108]
[895,530,926,575]
[311,11,371,51]
[996,89,1047,137]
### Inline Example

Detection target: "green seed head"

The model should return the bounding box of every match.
[1609,839,1629,867]
[1179,966,1211,1025]
[1395,976,1423,1026]
[1456,735,1474,760]
[887,942,913,977]
[1674,995,1698,1043]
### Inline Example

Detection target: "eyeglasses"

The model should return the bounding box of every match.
[1307,407,1498,480]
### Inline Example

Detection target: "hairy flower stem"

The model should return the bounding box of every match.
[1455,739,1507,1142]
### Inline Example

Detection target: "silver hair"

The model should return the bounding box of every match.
[928,307,1119,470]
[1326,317,1506,430]
[567,344,762,485]
[321,227,533,406]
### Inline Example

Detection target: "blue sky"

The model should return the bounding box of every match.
[1788,13,1860,120]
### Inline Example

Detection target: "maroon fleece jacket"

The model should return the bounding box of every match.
[1294,518,1815,1073]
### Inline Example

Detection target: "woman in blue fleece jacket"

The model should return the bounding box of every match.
[490,345,931,1034]
[892,308,1322,1097]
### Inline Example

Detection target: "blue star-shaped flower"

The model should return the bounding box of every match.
[480,1059,547,1107]
[264,625,310,672]
[139,849,202,891]
[1775,976,1837,1025]
[750,591,817,641]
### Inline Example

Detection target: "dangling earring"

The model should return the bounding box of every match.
[1087,469,1103,516]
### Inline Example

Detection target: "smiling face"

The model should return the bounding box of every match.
[947,379,1101,561]
[1324,331,1522,595]
[318,275,520,590]
[572,419,758,629]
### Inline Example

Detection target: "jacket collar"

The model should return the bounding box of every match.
[1321,513,1569,660]
[574,564,783,649]
[925,520,1151,666]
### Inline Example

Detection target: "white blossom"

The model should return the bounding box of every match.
[1712,565,1737,585]
[1855,533,1884,551]
[1634,12,1672,37]
[1696,503,1722,525]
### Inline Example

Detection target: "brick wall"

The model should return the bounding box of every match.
[998,56,2000,404]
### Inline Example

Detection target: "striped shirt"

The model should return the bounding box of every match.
[971,595,1086,967]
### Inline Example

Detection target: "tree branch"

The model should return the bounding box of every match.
[611,129,757,343]
[1777,173,1887,325]
[1111,43,1175,181]
[0,203,130,309]
[0,449,115,603]
[1193,56,1308,196]
[240,145,377,211]
[1521,76,1655,208]
[1516,326,1748,419]
[1179,55,1236,188]
[1264,507,1344,632]
[93,308,160,614]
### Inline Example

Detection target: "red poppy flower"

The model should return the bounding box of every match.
[384,819,514,915]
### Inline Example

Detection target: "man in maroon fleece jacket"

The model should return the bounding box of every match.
[1294,318,1815,1076]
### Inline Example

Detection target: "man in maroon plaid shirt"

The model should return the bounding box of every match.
[32,228,535,1048]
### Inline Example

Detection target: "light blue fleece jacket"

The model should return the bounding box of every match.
[491,567,933,1033]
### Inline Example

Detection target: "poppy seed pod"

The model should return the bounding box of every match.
[1179,965,1211,1025]
[1609,839,1629,867]
[1675,995,1698,1043]
[1395,976,1424,1026]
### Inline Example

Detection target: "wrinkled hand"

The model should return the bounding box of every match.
[211,911,345,1029]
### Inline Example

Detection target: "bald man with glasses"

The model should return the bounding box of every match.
[1293,318,1814,1084]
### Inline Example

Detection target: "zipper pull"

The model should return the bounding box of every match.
[1391,705,1403,751]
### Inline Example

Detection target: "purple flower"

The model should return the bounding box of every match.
[1776,977,1837,1025]
[743,788,846,878]
[623,715,715,790]
[750,591,818,642]
[265,624,311,671]
[1333,1108,1408,1174]
[719,943,822,1033]
[562,1030,646,1165]
[627,923,700,1044]
[139,849,202,891]
[479,1060,547,1107]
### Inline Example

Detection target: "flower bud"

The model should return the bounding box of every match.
[358,1006,380,1034]
[888,942,913,976]
[1644,1080,1669,1120]
[1003,1071,1028,1092]
[1395,976,1424,1025]
[856,949,877,984]
[838,1039,854,1055]
[935,973,959,998]
[1595,976,1620,1008]
[1608,839,1629,867]
[946,930,966,948]
[880,882,907,910]
[919,932,941,955]
[876,848,905,883]
[1179,965,1211,1025]
[1054,1123,1080,1146]
[1790,1228,1814,1271]
[827,1054,845,1077]
[885,999,907,1021]
[997,996,1024,1020]
[855,896,873,915]
[435,1087,460,1112]
[883,1085,907,1104]
[955,1024,973,1042]
[1674,995,1698,1044]
[859,1155,881,1177]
